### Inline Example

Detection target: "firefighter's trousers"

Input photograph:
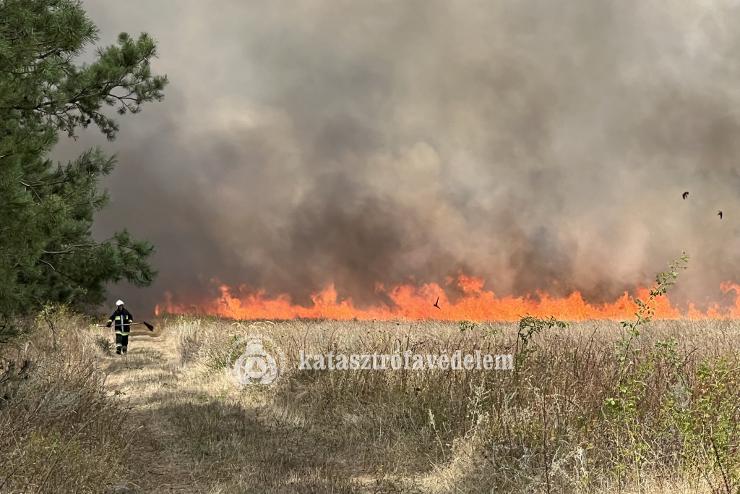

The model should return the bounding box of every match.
[115,332,129,354]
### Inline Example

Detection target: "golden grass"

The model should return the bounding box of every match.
[1,314,738,493]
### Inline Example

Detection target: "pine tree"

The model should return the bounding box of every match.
[0,0,167,333]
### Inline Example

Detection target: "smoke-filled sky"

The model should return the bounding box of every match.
[55,0,740,315]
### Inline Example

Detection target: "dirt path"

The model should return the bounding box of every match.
[101,330,197,492]
[98,328,382,493]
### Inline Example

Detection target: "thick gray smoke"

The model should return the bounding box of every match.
[56,0,740,314]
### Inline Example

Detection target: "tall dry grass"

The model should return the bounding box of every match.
[173,317,739,493]
[1,310,737,493]
[0,307,144,493]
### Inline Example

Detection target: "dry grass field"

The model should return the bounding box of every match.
[1,312,738,493]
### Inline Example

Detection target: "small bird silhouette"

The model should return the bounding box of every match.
[433,297,441,309]
[718,210,723,219]
[682,191,689,200]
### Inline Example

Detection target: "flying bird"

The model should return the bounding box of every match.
[682,191,689,200]
[433,297,441,309]
[718,210,723,219]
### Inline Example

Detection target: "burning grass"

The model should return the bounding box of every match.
[156,277,740,321]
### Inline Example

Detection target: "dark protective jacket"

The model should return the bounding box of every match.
[107,307,134,334]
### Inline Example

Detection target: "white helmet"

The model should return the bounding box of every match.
[115,300,125,306]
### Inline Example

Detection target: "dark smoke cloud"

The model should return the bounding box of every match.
[54,0,740,315]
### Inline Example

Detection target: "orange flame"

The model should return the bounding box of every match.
[155,275,740,321]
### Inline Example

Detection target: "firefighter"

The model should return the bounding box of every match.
[107,300,134,355]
